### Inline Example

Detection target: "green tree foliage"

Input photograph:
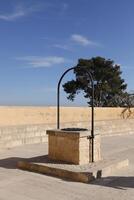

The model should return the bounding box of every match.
[63,57,129,107]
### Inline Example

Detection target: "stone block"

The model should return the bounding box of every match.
[47,129,101,165]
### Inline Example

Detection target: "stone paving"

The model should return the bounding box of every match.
[0,134,134,199]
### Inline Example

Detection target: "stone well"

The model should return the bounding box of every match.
[46,129,101,165]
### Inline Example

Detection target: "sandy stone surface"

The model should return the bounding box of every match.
[0,134,134,199]
[0,106,133,126]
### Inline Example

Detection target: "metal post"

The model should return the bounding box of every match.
[57,66,94,162]
[91,78,94,162]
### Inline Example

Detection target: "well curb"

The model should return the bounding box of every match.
[17,158,129,183]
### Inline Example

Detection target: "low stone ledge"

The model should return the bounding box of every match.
[17,156,129,183]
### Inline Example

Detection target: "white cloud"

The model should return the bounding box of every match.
[0,4,41,21]
[0,2,68,22]
[53,44,71,51]
[71,34,99,46]
[0,10,25,21]
[16,56,67,68]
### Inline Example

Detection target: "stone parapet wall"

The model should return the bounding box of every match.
[0,106,133,150]
[0,106,133,126]
[0,124,49,150]
[0,118,134,150]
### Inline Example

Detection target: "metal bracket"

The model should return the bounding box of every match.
[87,135,94,140]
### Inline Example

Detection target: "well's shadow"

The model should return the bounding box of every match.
[0,155,70,169]
[92,176,134,190]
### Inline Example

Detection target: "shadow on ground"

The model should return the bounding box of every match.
[0,155,69,169]
[0,156,134,190]
[91,176,134,190]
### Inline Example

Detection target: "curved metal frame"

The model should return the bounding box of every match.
[57,66,95,162]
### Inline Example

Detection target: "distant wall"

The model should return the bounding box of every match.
[0,106,134,149]
[0,106,133,126]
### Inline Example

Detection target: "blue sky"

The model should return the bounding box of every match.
[0,0,134,106]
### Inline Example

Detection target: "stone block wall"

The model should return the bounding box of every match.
[0,106,133,150]
[0,106,133,126]
[47,130,101,164]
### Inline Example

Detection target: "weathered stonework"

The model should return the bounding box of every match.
[47,130,101,165]
[18,158,129,183]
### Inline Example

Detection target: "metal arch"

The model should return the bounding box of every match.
[57,66,95,162]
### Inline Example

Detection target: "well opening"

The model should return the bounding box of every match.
[61,128,88,132]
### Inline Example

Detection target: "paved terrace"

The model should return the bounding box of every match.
[0,134,134,200]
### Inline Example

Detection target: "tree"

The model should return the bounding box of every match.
[63,56,128,107]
